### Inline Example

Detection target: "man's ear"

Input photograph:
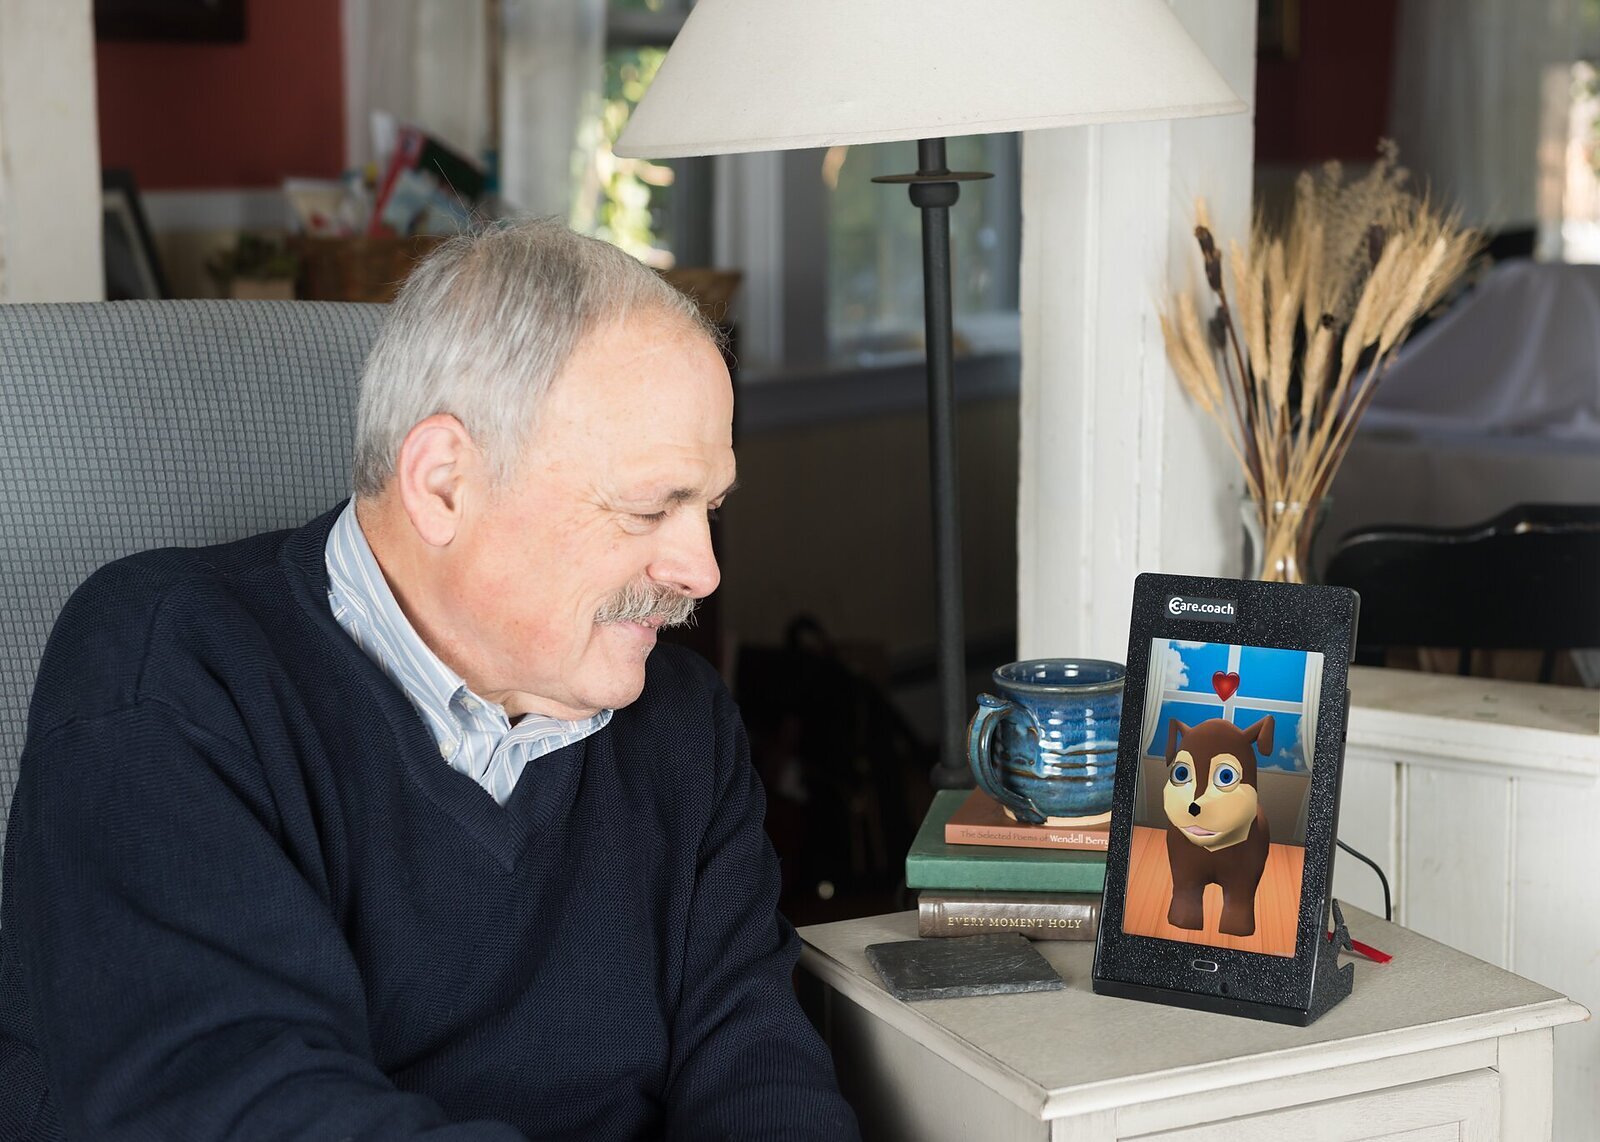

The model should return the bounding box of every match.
[393,414,479,547]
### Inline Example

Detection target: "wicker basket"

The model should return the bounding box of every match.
[292,236,447,304]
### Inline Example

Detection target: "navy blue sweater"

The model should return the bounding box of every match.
[0,508,858,1141]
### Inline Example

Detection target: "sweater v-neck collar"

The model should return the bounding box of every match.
[277,505,589,871]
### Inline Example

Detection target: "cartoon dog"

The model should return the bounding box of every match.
[1163,715,1274,937]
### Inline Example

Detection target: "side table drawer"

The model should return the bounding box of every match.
[1128,1068,1500,1142]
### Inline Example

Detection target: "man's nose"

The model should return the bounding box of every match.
[650,510,721,599]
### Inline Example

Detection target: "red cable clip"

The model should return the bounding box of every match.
[1326,928,1392,964]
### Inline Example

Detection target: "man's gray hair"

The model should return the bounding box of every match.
[352,218,716,497]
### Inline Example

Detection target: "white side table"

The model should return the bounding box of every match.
[797,906,1589,1141]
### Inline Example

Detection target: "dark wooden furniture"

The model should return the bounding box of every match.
[1323,503,1600,682]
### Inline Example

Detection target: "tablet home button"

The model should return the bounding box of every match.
[1191,959,1219,972]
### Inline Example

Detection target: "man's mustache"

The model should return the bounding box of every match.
[594,580,699,628]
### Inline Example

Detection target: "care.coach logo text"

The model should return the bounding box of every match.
[1166,595,1237,623]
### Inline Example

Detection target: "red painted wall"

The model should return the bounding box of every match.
[1256,0,1399,163]
[96,0,345,190]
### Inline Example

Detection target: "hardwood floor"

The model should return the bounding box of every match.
[1121,824,1304,957]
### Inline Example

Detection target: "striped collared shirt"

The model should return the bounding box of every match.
[324,501,611,805]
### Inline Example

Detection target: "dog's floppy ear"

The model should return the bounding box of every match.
[1243,714,1275,757]
[1165,720,1191,764]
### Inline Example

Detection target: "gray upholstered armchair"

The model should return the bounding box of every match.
[0,300,385,866]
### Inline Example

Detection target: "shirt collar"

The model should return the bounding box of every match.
[324,501,484,725]
[324,502,615,804]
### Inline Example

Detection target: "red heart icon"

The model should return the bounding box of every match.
[1212,671,1240,701]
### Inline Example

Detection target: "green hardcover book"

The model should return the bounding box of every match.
[906,790,1107,893]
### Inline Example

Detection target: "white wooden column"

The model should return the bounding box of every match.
[0,0,101,302]
[1017,1,1256,660]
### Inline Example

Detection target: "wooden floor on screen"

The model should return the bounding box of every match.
[1122,825,1304,958]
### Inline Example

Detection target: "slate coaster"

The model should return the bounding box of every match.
[865,933,1065,1002]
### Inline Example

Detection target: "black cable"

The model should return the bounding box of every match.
[1336,839,1391,922]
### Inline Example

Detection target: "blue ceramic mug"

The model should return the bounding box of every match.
[967,658,1125,825]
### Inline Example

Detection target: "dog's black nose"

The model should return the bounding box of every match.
[1188,803,1201,817]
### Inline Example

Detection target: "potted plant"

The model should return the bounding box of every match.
[1162,142,1479,582]
[206,233,300,301]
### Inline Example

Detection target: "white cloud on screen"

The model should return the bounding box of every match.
[1158,641,1190,690]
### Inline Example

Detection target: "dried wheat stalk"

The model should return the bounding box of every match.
[1164,141,1479,580]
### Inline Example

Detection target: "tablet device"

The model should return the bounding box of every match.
[1092,572,1359,1025]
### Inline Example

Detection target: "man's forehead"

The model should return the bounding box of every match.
[652,476,740,504]
[543,322,729,419]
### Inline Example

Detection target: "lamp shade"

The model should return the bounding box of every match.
[615,0,1246,159]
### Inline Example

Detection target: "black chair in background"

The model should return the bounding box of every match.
[1323,504,1600,684]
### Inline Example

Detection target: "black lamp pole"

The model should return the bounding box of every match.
[874,137,992,788]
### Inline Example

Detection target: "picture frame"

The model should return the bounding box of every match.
[94,0,247,43]
[1092,572,1359,1025]
[102,169,169,302]
[1257,0,1300,62]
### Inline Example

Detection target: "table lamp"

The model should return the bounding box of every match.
[615,0,1247,787]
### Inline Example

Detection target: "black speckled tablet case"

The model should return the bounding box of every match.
[1092,572,1359,1025]
[866,934,1065,1002]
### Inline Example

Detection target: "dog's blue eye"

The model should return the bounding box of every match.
[1213,765,1239,788]
[1171,764,1191,785]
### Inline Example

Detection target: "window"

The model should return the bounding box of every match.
[587,0,709,269]
[592,0,1022,375]
[825,134,1021,361]
[1142,640,1324,773]
[1559,59,1600,261]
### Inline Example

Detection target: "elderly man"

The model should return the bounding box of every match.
[0,222,859,1140]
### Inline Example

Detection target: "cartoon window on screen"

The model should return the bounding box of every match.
[1122,639,1325,958]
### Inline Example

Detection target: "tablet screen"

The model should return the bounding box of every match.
[1121,638,1325,959]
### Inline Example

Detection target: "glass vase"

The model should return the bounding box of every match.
[1241,498,1332,584]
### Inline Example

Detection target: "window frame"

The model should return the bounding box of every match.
[604,0,1022,393]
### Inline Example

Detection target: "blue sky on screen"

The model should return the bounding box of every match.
[1237,646,1307,702]
[1235,706,1308,771]
[1167,641,1228,692]
[1146,641,1318,771]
